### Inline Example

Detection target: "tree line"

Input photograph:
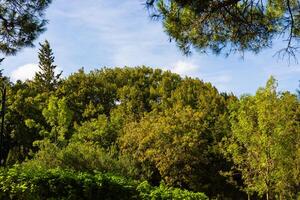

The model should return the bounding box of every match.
[0,41,298,199]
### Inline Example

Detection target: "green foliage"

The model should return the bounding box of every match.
[0,0,52,55]
[26,96,73,145]
[42,96,73,143]
[1,66,298,199]
[119,77,242,198]
[27,141,130,175]
[146,0,300,58]
[34,40,62,92]
[223,76,300,199]
[4,81,44,164]
[0,165,208,200]
[56,68,118,122]
[0,165,138,200]
[72,114,121,149]
[137,181,208,200]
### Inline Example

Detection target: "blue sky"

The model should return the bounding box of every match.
[2,0,300,96]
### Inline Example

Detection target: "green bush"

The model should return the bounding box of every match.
[0,165,138,200]
[0,165,208,200]
[137,181,208,200]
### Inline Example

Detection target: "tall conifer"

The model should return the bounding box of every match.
[34,40,62,92]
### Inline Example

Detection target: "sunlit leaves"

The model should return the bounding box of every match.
[224,77,300,198]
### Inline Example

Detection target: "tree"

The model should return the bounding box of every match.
[0,0,51,165]
[297,81,300,98]
[34,40,62,92]
[146,0,300,60]
[223,77,300,199]
[25,96,73,145]
[119,77,245,199]
[0,0,52,55]
[4,80,42,165]
[71,114,121,150]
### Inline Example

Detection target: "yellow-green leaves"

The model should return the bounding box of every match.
[42,96,73,143]
[224,77,300,198]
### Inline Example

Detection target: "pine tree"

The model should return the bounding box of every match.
[34,40,62,92]
[146,0,300,60]
[0,0,52,55]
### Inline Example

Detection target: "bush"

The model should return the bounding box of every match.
[0,165,208,200]
[0,165,138,200]
[137,181,208,200]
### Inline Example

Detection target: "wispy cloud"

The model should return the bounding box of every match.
[48,0,176,68]
[163,59,233,92]
[201,73,232,92]
[3,0,299,96]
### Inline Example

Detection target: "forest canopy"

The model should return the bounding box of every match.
[0,0,298,198]
[0,41,298,199]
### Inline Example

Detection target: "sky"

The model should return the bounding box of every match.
[2,0,300,96]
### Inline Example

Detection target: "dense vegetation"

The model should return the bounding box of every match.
[0,41,299,199]
[0,165,207,200]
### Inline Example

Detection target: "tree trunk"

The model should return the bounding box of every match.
[0,86,6,166]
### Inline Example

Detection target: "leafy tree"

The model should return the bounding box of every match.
[71,114,122,150]
[4,80,41,165]
[114,67,181,120]
[120,76,244,199]
[41,96,73,144]
[120,105,243,198]
[1,40,59,165]
[34,40,62,92]
[57,68,117,122]
[146,0,300,59]
[2,66,300,199]
[297,81,300,98]
[223,77,300,199]
[26,95,73,146]
[0,0,52,55]
[57,67,181,123]
[4,40,62,164]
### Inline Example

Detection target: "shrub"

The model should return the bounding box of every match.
[0,165,208,200]
[0,165,138,200]
[137,181,208,200]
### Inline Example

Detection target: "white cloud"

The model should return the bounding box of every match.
[164,60,200,77]
[11,64,39,82]
[11,63,63,82]
[172,61,199,77]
